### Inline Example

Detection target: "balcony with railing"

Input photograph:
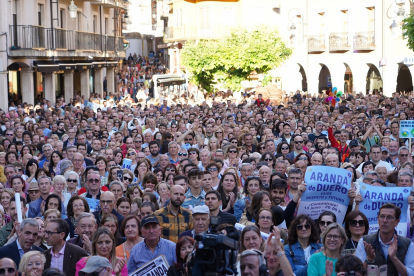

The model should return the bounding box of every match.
[329,32,351,52]
[308,35,326,53]
[353,31,376,51]
[9,25,125,58]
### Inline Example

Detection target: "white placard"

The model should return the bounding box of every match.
[15,193,23,223]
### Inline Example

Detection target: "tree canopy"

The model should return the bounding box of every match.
[403,13,414,51]
[181,25,293,93]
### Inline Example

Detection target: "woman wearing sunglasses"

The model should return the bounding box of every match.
[222,145,241,174]
[343,210,368,252]
[284,214,321,276]
[317,211,337,238]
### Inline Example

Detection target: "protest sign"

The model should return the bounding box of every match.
[297,166,352,224]
[122,158,132,170]
[15,193,23,223]
[129,255,169,276]
[359,183,410,236]
[399,120,414,138]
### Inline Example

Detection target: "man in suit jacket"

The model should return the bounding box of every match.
[0,218,43,267]
[44,219,89,276]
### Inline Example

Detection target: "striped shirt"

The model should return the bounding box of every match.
[154,205,193,243]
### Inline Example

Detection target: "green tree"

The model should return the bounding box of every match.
[181,25,292,93]
[403,14,414,51]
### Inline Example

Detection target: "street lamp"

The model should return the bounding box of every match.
[287,9,304,43]
[69,1,77,19]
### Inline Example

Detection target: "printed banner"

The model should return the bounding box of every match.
[129,255,169,276]
[399,120,414,138]
[359,183,410,236]
[297,166,352,224]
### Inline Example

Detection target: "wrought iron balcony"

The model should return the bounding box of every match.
[353,31,376,51]
[329,32,351,52]
[308,35,326,53]
[9,25,125,57]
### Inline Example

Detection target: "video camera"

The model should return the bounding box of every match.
[188,216,239,276]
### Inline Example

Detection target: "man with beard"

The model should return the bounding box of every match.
[93,191,123,226]
[154,185,193,243]
[147,141,160,165]
[315,136,328,154]
[68,212,97,254]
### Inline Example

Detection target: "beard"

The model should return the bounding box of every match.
[170,199,183,207]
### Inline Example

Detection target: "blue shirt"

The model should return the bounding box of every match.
[182,188,206,209]
[127,238,176,273]
[16,239,24,257]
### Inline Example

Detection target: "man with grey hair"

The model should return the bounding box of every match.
[179,205,210,239]
[167,141,180,165]
[0,218,42,267]
[39,144,54,169]
[362,171,380,184]
[259,165,271,187]
[308,121,326,142]
[398,171,413,187]
[397,146,410,168]
[68,213,97,254]
[311,152,323,166]
[28,175,52,218]
[198,149,211,171]
[240,163,253,186]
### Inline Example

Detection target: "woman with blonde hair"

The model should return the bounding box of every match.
[75,227,127,276]
[52,175,71,211]
[19,251,46,276]
[208,137,219,153]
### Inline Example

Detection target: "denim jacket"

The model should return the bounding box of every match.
[284,241,322,276]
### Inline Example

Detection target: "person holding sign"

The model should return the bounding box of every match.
[355,203,414,275]
[307,223,348,276]
[0,196,28,246]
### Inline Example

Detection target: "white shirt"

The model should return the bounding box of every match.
[357,159,394,173]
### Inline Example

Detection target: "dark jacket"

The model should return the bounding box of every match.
[0,240,44,267]
[363,231,411,276]
[93,209,124,227]
[217,210,236,226]
[65,217,76,239]
[44,242,89,276]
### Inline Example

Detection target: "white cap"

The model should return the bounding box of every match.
[192,205,210,215]
[9,107,16,111]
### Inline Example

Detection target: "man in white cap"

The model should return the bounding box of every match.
[179,205,210,239]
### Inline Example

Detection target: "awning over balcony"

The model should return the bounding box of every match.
[58,62,77,71]
[33,61,59,72]
[152,74,186,86]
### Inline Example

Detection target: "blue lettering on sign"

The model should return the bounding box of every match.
[316,184,348,194]
[364,191,404,201]
[310,172,349,186]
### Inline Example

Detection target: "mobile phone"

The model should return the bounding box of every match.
[117,169,124,181]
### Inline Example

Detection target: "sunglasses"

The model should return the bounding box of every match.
[296,224,311,230]
[349,219,365,227]
[228,150,238,153]
[67,179,77,183]
[135,140,142,143]
[319,220,333,227]
[123,176,132,181]
[178,153,188,156]
[185,138,193,141]
[0,268,16,275]
[208,168,218,172]
[295,141,304,144]
[128,152,136,156]
[264,158,273,161]
[166,168,175,171]
[281,147,289,150]
[259,146,265,150]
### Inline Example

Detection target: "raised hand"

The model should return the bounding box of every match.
[325,260,334,276]
[388,235,398,260]
[363,241,376,262]
[114,258,126,275]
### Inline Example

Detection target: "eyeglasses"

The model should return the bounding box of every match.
[400,154,409,157]
[0,268,16,275]
[185,138,193,141]
[349,220,365,227]
[189,152,197,155]
[264,158,273,161]
[298,157,308,160]
[178,153,188,156]
[88,179,100,183]
[259,216,272,221]
[326,234,342,241]
[135,140,142,143]
[208,168,218,172]
[295,141,304,144]
[296,224,311,231]
[378,214,395,221]
[319,220,333,227]
[216,131,222,134]
[100,200,114,205]
[259,146,265,150]
[128,152,136,156]
[44,231,62,236]
[281,147,289,150]
[228,150,237,153]
[123,176,132,181]
[166,168,175,172]
[73,204,85,209]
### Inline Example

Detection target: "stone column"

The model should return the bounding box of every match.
[0,72,8,111]
[20,69,34,105]
[382,63,399,97]
[106,67,115,94]
[94,67,104,98]
[44,72,56,106]
[80,69,90,99]
[64,70,74,102]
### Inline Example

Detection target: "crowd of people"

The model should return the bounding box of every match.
[1,66,414,276]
